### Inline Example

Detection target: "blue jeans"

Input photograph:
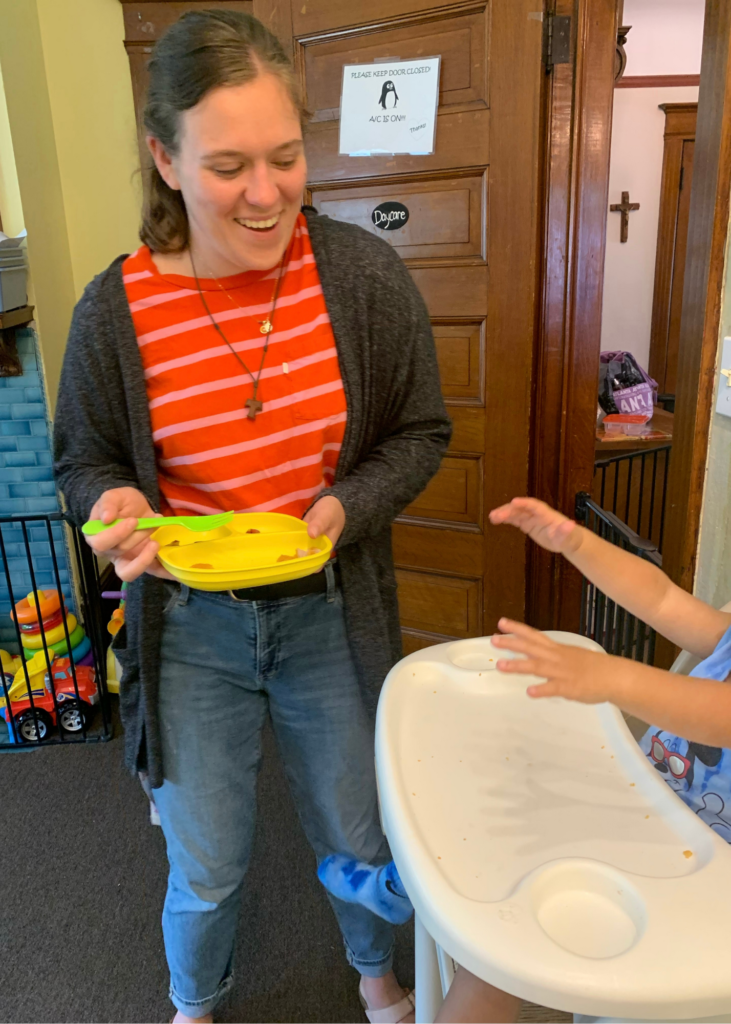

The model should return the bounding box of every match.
[153,565,394,1018]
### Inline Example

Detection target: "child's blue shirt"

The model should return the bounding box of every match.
[639,622,731,842]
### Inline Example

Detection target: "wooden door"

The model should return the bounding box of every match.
[120,1,254,165]
[120,0,545,650]
[649,102,697,398]
[258,0,545,652]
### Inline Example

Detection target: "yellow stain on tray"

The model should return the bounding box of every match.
[683,850,693,859]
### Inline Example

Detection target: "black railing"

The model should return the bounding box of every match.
[575,493,660,665]
[593,444,671,553]
[0,512,111,747]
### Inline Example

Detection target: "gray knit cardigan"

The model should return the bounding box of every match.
[53,209,452,788]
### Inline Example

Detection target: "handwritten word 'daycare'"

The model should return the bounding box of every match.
[371,202,410,231]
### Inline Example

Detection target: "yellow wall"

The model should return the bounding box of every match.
[0,61,24,238]
[0,0,140,409]
[36,0,141,297]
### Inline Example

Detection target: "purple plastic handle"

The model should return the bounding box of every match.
[102,592,125,599]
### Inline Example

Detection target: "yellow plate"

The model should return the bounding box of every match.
[153,512,333,591]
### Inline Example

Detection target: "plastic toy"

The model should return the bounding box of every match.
[21,613,77,650]
[19,607,65,634]
[11,589,61,625]
[10,590,93,696]
[0,650,97,742]
[102,586,126,695]
[376,633,731,1023]
[153,512,331,591]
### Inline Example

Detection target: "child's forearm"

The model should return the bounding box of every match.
[564,527,673,625]
[610,661,731,747]
[563,527,729,656]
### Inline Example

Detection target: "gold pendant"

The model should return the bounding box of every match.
[259,319,273,335]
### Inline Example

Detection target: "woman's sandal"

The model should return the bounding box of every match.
[359,980,415,1024]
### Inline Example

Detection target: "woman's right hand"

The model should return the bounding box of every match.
[85,487,174,581]
[488,497,583,555]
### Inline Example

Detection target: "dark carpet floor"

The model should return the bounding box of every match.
[0,708,414,1024]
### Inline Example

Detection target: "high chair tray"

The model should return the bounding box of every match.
[375,633,731,1020]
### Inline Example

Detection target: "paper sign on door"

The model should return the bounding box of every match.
[338,57,441,157]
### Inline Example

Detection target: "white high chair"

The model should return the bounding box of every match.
[374,632,731,1024]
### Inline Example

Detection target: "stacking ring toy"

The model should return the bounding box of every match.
[68,634,91,663]
[12,590,61,625]
[21,614,77,650]
[19,608,67,635]
[48,623,85,656]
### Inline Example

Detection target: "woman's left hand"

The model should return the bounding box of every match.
[492,618,618,704]
[304,495,346,546]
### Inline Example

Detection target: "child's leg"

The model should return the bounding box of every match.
[435,967,521,1024]
[318,855,414,924]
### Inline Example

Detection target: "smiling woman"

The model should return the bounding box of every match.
[52,9,450,1024]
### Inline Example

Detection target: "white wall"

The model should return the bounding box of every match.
[600,0,704,373]
[695,223,731,608]
[623,0,705,77]
[600,85,698,371]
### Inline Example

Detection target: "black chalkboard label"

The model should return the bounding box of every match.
[372,201,410,231]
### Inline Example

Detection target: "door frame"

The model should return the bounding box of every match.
[531,0,731,633]
[529,0,619,630]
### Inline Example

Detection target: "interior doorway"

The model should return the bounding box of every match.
[536,0,731,669]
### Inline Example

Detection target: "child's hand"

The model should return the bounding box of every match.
[493,618,617,704]
[489,497,582,554]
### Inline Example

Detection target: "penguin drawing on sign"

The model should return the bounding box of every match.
[378,81,399,109]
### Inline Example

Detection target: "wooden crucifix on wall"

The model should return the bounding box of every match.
[610,191,640,242]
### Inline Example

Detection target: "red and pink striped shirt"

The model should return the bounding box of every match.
[122,214,347,518]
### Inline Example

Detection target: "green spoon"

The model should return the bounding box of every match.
[82,511,234,536]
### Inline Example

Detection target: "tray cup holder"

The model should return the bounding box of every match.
[447,638,522,672]
[530,861,647,959]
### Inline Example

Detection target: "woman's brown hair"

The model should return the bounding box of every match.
[140,10,305,253]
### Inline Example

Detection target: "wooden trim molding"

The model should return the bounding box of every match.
[661,2,731,609]
[648,103,697,394]
[528,0,618,630]
[616,74,701,89]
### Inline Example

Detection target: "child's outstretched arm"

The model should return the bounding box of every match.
[493,619,731,748]
[490,498,731,658]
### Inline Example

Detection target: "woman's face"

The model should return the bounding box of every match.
[150,74,307,275]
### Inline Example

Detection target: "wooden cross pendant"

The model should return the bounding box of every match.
[610,191,640,243]
[245,397,263,420]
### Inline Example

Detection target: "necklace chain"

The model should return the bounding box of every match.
[189,248,287,419]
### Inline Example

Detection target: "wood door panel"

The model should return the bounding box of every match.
[402,455,482,527]
[434,321,484,403]
[293,0,480,37]
[411,266,487,316]
[393,522,482,576]
[298,7,487,123]
[395,568,481,637]
[448,407,484,454]
[122,1,252,41]
[402,632,450,654]
[305,110,490,183]
[310,173,484,261]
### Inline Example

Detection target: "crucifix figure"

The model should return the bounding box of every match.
[610,191,640,243]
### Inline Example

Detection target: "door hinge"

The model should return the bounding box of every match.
[544,13,572,69]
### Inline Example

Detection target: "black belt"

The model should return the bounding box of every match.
[229,562,339,602]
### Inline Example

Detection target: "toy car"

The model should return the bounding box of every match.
[0,651,98,742]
